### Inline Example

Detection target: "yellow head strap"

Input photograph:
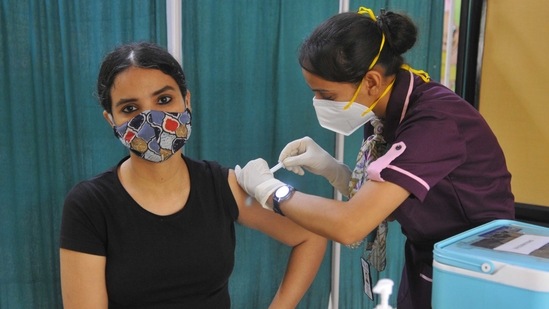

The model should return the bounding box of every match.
[357,6,377,20]
[358,6,385,70]
[401,64,431,83]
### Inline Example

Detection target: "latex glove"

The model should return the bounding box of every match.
[279,136,352,196]
[235,158,286,210]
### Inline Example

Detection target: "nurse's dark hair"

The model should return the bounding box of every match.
[96,42,187,113]
[299,10,417,83]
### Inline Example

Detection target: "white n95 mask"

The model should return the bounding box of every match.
[313,98,376,136]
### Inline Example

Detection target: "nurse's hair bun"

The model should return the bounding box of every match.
[378,10,417,56]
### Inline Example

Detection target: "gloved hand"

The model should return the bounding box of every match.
[235,158,286,210]
[279,136,352,196]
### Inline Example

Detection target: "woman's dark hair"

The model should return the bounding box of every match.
[97,42,187,113]
[299,10,417,83]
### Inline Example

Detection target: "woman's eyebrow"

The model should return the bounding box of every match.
[152,85,176,96]
[114,97,137,107]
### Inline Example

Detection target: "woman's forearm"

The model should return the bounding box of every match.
[269,234,327,309]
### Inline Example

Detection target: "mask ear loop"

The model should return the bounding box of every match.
[107,113,116,127]
[360,78,395,117]
[360,63,429,118]
[183,91,191,112]
[343,81,364,110]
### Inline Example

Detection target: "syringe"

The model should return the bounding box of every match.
[270,162,284,173]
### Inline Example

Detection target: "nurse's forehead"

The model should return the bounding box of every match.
[310,88,335,93]
[305,76,338,90]
[309,80,352,92]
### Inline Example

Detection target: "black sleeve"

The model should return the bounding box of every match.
[59,181,107,256]
[206,161,239,221]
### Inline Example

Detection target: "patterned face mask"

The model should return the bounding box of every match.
[112,109,192,163]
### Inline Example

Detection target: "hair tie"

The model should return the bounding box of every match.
[377,8,398,55]
[377,9,387,28]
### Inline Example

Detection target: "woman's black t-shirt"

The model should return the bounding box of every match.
[60,156,239,308]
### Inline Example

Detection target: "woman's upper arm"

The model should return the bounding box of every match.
[60,248,108,309]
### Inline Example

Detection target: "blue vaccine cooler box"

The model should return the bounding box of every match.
[432,219,549,308]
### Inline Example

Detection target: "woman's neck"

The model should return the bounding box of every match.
[119,153,188,192]
[117,153,191,216]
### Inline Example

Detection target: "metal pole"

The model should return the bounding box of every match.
[166,0,183,154]
[329,0,348,306]
[339,0,349,14]
[166,0,183,65]
[329,134,343,309]
[443,0,455,88]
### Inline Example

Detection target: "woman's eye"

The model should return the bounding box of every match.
[121,105,137,113]
[158,96,172,105]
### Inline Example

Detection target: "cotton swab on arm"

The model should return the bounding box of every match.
[245,162,285,206]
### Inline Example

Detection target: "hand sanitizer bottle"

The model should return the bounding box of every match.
[373,278,394,309]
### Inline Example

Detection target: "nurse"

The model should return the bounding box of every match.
[235,7,515,309]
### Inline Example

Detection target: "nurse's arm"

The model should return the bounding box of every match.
[275,180,409,246]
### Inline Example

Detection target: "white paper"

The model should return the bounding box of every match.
[494,234,549,255]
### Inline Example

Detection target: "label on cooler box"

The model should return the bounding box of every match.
[494,234,549,257]
[470,226,549,259]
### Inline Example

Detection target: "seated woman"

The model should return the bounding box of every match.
[59,42,327,309]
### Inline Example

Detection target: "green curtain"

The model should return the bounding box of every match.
[0,0,442,308]
[0,1,166,308]
[180,2,337,307]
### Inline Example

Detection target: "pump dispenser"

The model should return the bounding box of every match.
[373,278,394,309]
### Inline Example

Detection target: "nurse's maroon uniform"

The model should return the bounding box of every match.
[364,68,515,308]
